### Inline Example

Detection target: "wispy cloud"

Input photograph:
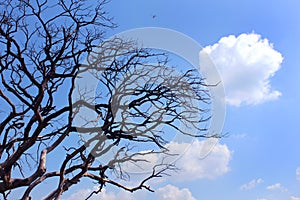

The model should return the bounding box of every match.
[296,167,300,180]
[203,33,283,106]
[231,133,248,139]
[266,183,287,192]
[291,196,300,200]
[240,178,264,190]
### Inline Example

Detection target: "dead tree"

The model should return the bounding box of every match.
[0,0,215,199]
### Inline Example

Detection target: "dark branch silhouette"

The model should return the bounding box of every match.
[0,0,217,199]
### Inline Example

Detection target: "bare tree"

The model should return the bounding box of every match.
[0,0,217,199]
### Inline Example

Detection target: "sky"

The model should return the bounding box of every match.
[61,0,300,199]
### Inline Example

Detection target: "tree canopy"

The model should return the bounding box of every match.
[0,0,216,199]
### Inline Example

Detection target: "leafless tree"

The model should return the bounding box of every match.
[0,0,217,199]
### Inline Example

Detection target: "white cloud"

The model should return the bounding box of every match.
[156,184,196,200]
[123,139,231,181]
[231,133,247,139]
[296,167,300,180]
[266,183,281,190]
[62,187,133,200]
[62,140,231,200]
[240,178,264,190]
[62,185,196,200]
[266,183,287,192]
[203,33,283,106]
[291,196,300,200]
[168,139,231,180]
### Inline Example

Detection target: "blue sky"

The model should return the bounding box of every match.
[60,0,300,200]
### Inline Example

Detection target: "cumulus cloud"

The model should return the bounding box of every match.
[240,178,264,190]
[296,167,300,180]
[123,139,231,181]
[266,183,287,192]
[62,140,231,200]
[167,139,231,180]
[203,33,283,106]
[156,184,196,200]
[291,196,300,200]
